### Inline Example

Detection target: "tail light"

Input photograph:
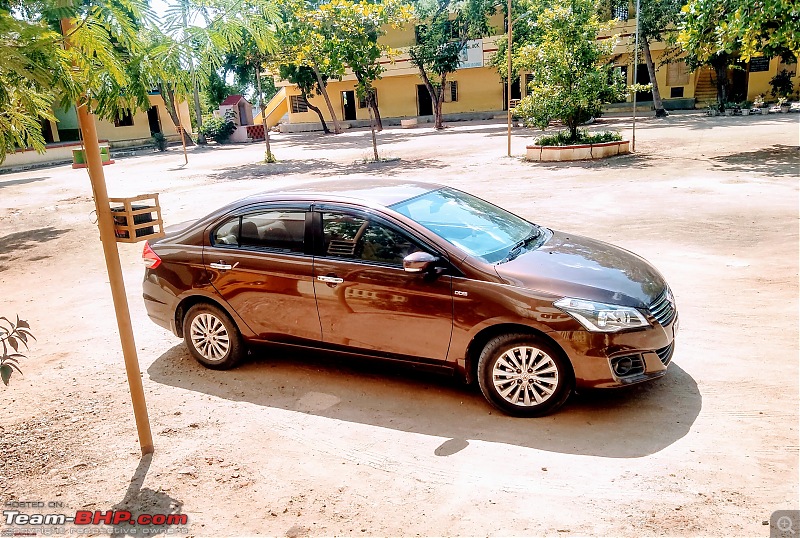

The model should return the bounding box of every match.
[142,241,161,269]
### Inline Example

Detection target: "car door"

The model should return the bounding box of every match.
[204,205,321,345]
[311,206,453,361]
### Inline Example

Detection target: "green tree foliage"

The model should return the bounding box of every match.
[1,0,154,163]
[310,0,413,130]
[271,0,346,133]
[489,0,550,81]
[159,0,279,141]
[635,0,682,117]
[279,64,333,133]
[679,0,799,107]
[409,0,495,129]
[514,0,625,142]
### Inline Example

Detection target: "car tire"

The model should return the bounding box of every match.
[477,333,573,417]
[183,303,243,370]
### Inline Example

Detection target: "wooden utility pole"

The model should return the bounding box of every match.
[61,18,154,455]
[506,0,513,157]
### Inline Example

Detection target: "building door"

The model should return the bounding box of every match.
[635,65,651,102]
[417,85,433,116]
[40,119,55,143]
[342,91,357,120]
[730,61,749,102]
[503,80,521,110]
[147,106,161,134]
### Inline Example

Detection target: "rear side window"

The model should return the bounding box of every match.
[322,212,421,266]
[212,211,305,253]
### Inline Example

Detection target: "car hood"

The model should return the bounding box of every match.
[494,230,667,308]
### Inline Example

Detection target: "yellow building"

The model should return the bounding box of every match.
[264,10,799,130]
[1,93,192,171]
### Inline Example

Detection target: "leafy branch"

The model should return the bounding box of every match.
[1,316,35,386]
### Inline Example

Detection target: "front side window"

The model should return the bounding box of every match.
[212,210,305,253]
[390,188,539,263]
[322,213,421,266]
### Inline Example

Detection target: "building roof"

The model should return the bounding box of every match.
[220,94,247,106]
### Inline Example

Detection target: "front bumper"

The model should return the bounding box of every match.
[551,312,679,389]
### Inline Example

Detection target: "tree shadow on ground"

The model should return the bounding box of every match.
[710,144,799,178]
[107,454,186,536]
[210,157,447,181]
[0,227,67,272]
[148,344,701,459]
[282,123,511,151]
[0,176,50,189]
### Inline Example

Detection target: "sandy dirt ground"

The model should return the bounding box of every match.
[1,113,798,537]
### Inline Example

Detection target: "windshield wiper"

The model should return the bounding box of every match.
[500,228,541,263]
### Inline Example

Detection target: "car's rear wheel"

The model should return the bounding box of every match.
[477,333,573,417]
[183,303,242,370]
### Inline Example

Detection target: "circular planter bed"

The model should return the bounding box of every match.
[526,140,630,162]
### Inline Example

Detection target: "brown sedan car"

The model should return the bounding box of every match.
[142,180,678,416]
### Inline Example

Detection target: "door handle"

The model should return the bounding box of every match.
[317,275,344,284]
[209,262,233,270]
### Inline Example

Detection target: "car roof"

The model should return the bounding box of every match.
[239,178,444,208]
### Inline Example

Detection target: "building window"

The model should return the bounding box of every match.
[114,110,134,127]
[612,1,629,20]
[524,73,533,95]
[358,90,378,109]
[444,81,458,102]
[290,95,308,113]
[666,61,689,86]
[670,87,685,98]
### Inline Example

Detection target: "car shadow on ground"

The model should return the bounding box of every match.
[710,144,799,178]
[209,157,447,181]
[148,343,701,459]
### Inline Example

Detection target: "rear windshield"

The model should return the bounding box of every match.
[390,188,539,263]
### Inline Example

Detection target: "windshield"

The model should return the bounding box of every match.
[390,187,540,263]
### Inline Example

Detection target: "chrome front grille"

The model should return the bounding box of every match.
[655,342,675,366]
[649,288,676,326]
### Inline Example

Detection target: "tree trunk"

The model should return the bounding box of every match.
[306,100,330,134]
[158,83,195,145]
[368,90,383,131]
[643,41,667,118]
[417,68,443,129]
[367,103,379,162]
[255,66,274,163]
[712,55,730,111]
[313,65,341,134]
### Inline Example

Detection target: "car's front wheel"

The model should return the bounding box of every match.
[183,303,243,370]
[477,333,573,417]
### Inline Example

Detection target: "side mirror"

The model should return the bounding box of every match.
[403,251,439,274]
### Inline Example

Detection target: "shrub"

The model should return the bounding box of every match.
[200,110,237,143]
[770,69,796,99]
[534,130,622,146]
[1,316,34,386]
[151,132,168,151]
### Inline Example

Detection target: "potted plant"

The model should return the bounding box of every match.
[752,95,766,114]
[740,101,753,115]
[706,103,719,116]
[779,97,790,113]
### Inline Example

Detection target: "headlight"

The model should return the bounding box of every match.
[554,297,649,332]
